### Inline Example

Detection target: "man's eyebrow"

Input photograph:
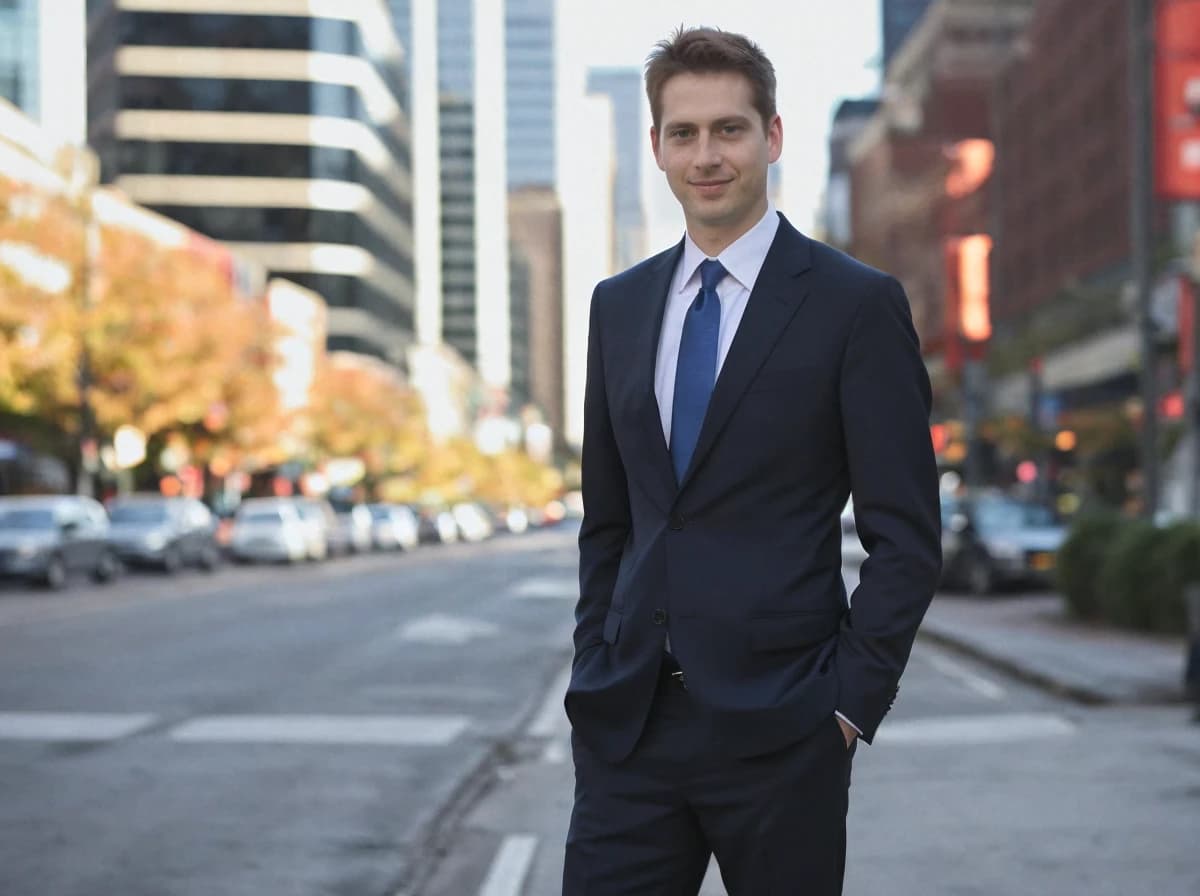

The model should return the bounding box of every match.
[662,115,752,130]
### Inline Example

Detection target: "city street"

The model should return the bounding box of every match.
[1,527,1198,896]
[0,528,579,896]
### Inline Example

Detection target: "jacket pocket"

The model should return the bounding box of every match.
[602,607,623,644]
[749,610,842,652]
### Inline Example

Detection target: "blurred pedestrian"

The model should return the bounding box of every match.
[563,25,942,896]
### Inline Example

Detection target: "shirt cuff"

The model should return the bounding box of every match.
[834,711,862,736]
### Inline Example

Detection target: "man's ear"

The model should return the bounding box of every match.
[650,127,665,172]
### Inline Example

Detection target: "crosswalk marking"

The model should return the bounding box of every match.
[875,712,1074,746]
[507,577,577,600]
[923,649,1008,700]
[0,712,155,741]
[478,834,538,896]
[168,714,471,746]
[397,614,500,645]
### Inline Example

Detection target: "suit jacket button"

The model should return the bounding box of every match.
[652,609,667,625]
[668,514,685,530]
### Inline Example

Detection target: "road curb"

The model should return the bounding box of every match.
[393,647,574,896]
[916,625,1187,707]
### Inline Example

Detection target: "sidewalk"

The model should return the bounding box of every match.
[919,591,1189,705]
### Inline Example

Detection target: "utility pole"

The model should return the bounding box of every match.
[1131,0,1158,520]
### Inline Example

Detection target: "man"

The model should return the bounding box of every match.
[564,26,942,896]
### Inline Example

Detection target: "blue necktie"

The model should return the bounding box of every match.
[670,258,726,482]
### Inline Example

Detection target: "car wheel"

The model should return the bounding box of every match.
[91,551,120,584]
[42,556,67,590]
[161,547,182,575]
[964,553,994,597]
[198,544,221,572]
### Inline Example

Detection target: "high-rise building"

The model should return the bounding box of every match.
[824,99,878,250]
[505,0,554,189]
[882,0,935,73]
[437,0,510,390]
[508,186,564,440]
[86,0,415,366]
[586,67,645,272]
[0,0,86,145]
[390,0,443,350]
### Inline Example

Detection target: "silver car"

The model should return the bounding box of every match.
[106,495,221,573]
[0,495,121,589]
[229,499,308,564]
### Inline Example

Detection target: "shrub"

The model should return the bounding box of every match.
[1097,521,1166,631]
[1056,511,1127,621]
[1143,522,1200,634]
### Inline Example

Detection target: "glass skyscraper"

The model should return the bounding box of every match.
[587,67,644,272]
[504,0,554,189]
[86,0,415,365]
[0,0,38,118]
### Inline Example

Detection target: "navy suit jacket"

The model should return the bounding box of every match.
[566,214,942,763]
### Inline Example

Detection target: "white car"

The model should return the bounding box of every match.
[289,498,334,561]
[229,499,308,564]
[367,503,419,551]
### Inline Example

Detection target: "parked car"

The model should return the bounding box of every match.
[0,495,121,589]
[228,498,308,564]
[415,506,459,544]
[367,503,419,551]
[106,495,221,573]
[290,498,335,561]
[940,491,1066,595]
[452,502,494,543]
[330,504,375,555]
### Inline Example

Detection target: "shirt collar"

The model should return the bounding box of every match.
[677,202,780,294]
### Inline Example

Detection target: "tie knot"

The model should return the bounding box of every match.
[699,259,727,293]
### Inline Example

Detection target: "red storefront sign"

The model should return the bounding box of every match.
[1156,0,1200,198]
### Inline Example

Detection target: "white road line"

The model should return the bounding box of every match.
[541,738,568,764]
[507,577,577,599]
[923,649,1008,700]
[0,712,155,741]
[396,614,500,645]
[875,712,1074,746]
[168,714,470,746]
[478,834,538,896]
[528,661,572,739]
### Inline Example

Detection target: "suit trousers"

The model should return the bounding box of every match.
[563,663,856,896]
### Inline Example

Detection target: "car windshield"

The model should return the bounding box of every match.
[369,506,390,520]
[109,504,168,524]
[973,498,1056,534]
[240,508,283,524]
[0,508,57,530]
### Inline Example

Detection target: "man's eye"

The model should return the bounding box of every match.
[670,129,692,139]
[722,125,743,135]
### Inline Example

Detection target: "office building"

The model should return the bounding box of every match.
[505,0,554,189]
[586,67,645,272]
[86,0,415,365]
[0,0,86,145]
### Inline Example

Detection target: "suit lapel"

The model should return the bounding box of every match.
[676,218,814,493]
[631,240,683,510]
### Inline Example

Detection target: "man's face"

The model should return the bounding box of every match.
[651,71,782,246]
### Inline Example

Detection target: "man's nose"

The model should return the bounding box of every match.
[694,133,722,168]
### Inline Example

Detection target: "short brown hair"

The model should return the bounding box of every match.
[644,27,777,132]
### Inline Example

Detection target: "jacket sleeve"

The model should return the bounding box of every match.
[836,275,942,743]
[574,285,631,656]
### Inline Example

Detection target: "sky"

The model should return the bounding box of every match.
[557,0,883,251]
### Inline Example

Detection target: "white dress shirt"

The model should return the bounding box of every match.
[654,203,780,444]
[653,203,863,739]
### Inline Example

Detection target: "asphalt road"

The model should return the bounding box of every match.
[0,527,582,896]
[3,530,1198,896]
[417,567,1200,896]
